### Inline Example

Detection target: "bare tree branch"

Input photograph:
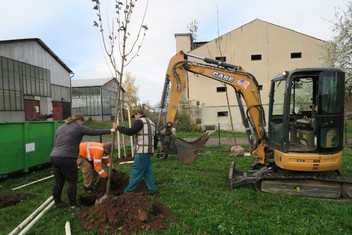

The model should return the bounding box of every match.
[90,0,149,196]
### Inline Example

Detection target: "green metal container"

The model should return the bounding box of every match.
[0,121,63,177]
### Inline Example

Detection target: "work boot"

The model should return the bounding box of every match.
[145,190,158,196]
[55,201,67,208]
[68,205,80,212]
[84,187,97,194]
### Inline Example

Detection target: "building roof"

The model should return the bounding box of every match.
[71,77,116,87]
[231,19,324,42]
[0,38,73,73]
[190,19,325,52]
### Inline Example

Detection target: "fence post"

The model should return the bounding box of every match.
[345,118,347,145]
[218,123,221,146]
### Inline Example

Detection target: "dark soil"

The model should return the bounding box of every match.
[78,193,171,234]
[0,193,31,208]
[77,171,173,235]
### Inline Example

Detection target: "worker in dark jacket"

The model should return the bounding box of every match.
[116,110,158,194]
[50,113,117,211]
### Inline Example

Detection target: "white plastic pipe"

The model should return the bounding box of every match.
[117,107,121,159]
[11,175,54,191]
[119,161,134,165]
[18,200,55,235]
[9,196,53,235]
[65,221,72,235]
[126,106,134,157]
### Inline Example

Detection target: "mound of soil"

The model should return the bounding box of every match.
[77,171,173,235]
[0,193,31,208]
[78,193,170,234]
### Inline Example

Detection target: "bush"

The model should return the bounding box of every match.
[175,110,202,132]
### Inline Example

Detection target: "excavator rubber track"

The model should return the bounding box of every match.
[228,161,352,199]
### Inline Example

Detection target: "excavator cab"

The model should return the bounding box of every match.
[229,68,352,199]
[268,68,345,171]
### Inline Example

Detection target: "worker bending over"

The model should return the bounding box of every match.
[77,142,116,193]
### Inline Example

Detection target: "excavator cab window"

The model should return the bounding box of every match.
[317,70,344,151]
[288,76,317,152]
[268,69,345,154]
[268,78,286,149]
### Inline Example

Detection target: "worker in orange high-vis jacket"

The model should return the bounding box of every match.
[77,142,116,194]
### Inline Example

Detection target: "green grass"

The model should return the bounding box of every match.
[83,120,247,139]
[346,119,352,142]
[84,120,352,141]
[1,147,352,234]
[176,130,247,139]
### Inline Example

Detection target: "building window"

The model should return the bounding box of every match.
[215,56,226,62]
[72,86,117,117]
[291,52,302,59]
[217,87,226,92]
[196,118,201,124]
[251,54,262,61]
[217,111,228,117]
[0,56,51,111]
[22,63,51,97]
[72,87,101,116]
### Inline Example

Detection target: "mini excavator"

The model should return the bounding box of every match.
[157,50,352,199]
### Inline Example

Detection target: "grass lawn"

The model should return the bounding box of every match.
[1,145,352,234]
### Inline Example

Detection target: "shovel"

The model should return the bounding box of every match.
[95,194,108,204]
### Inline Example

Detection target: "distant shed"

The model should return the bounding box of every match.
[71,77,124,121]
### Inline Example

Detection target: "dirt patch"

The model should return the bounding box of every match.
[77,171,173,235]
[78,193,171,234]
[0,193,31,208]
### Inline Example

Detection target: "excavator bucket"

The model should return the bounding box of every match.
[174,132,211,164]
[227,161,267,190]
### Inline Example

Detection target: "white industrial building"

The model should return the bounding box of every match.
[0,38,73,121]
[174,19,329,131]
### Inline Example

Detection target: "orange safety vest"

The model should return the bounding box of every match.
[79,142,115,179]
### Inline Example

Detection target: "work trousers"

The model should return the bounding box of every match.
[51,156,78,207]
[77,156,100,189]
[124,153,156,193]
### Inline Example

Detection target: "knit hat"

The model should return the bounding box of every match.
[104,142,112,153]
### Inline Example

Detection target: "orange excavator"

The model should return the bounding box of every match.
[157,50,352,199]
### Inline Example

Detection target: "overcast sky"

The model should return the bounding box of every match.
[0,0,349,104]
